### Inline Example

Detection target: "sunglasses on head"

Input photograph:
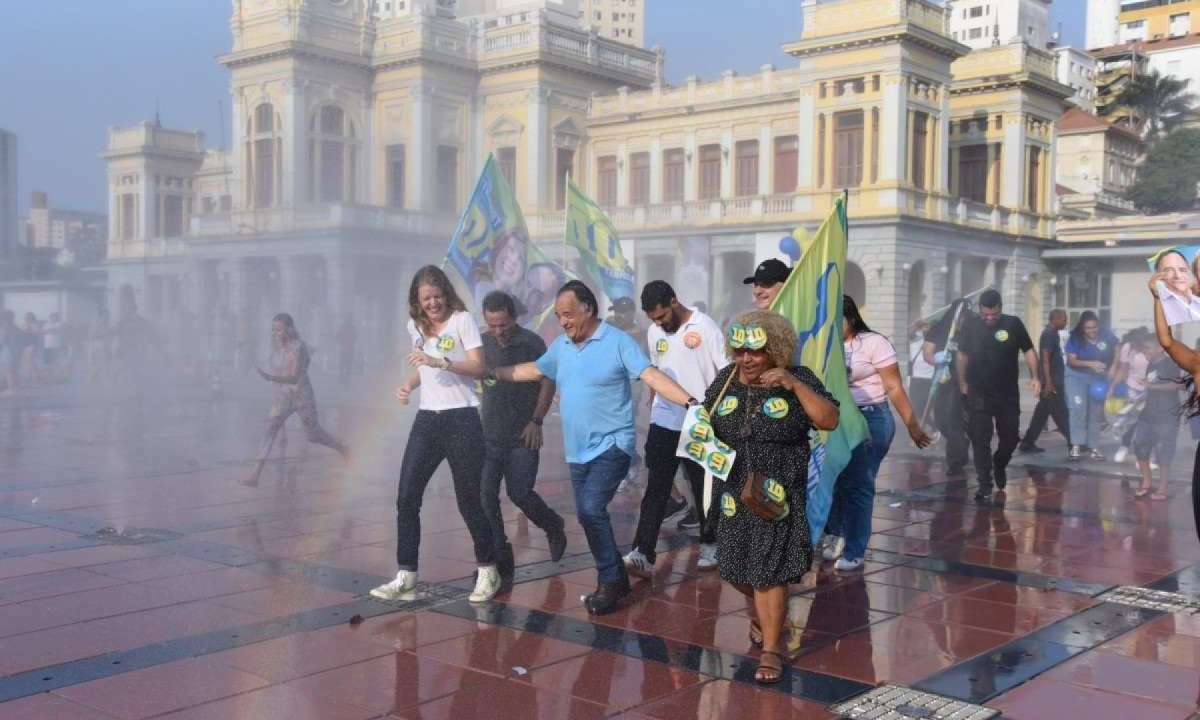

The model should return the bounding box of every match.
[728,323,768,351]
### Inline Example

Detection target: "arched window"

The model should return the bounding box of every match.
[246,103,281,209]
[310,105,357,203]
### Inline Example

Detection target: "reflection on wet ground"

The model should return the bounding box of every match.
[0,385,1197,719]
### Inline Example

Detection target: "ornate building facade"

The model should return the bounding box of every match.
[104,0,1070,363]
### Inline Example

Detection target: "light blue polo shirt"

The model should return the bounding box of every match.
[536,321,651,464]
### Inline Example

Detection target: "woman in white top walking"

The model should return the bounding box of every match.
[822,296,930,570]
[371,266,501,604]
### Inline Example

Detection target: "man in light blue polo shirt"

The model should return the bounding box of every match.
[492,280,697,615]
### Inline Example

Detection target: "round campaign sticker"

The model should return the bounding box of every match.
[683,331,702,349]
[655,338,669,355]
[994,329,1009,343]
[721,492,737,517]
[707,451,731,475]
[436,335,456,353]
[763,397,789,419]
[483,378,497,387]
[689,421,714,442]
[762,478,787,504]
[745,326,768,349]
[1097,342,1108,351]
[685,441,706,463]
[717,396,739,417]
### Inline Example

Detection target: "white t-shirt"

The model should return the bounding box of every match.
[845,331,898,406]
[43,320,64,350]
[909,338,934,380]
[407,311,482,411]
[646,308,728,431]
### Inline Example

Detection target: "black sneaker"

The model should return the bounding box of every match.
[585,574,632,615]
[974,489,992,504]
[994,466,1008,490]
[546,526,567,563]
[1018,444,1044,454]
[676,509,700,531]
[663,496,687,520]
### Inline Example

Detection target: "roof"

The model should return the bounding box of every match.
[1089,32,1200,57]
[1057,107,1143,142]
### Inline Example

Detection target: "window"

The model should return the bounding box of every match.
[663,148,685,202]
[698,144,722,200]
[1054,266,1112,328]
[773,135,798,194]
[969,5,983,18]
[911,112,929,189]
[734,140,759,197]
[969,27,983,39]
[958,144,988,203]
[1170,12,1191,37]
[161,195,184,238]
[833,111,864,188]
[436,145,458,213]
[555,148,574,210]
[597,155,618,206]
[309,105,356,204]
[496,146,516,189]
[629,152,650,205]
[387,144,406,208]
[249,103,279,209]
[120,194,136,241]
[1027,146,1042,211]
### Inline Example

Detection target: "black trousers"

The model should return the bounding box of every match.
[967,395,1020,491]
[1021,391,1070,447]
[1193,443,1200,543]
[630,424,714,563]
[933,384,970,472]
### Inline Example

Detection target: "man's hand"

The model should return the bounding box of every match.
[1041,382,1057,399]
[958,382,969,396]
[520,422,543,450]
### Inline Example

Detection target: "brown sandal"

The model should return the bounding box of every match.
[756,650,785,684]
[749,619,763,647]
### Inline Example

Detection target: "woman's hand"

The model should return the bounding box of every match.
[759,368,795,391]
[906,419,932,449]
[395,383,413,405]
[1149,272,1165,299]
[254,366,271,382]
[407,350,443,369]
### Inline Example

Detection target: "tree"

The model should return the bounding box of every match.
[1126,128,1200,213]
[1114,70,1195,139]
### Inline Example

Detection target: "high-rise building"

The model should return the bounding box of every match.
[1086,0,1121,49]
[1116,0,1200,42]
[0,130,15,263]
[947,0,1051,50]
[580,0,643,46]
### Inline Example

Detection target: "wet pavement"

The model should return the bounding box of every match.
[0,378,1197,719]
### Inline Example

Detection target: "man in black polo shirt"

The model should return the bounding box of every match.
[956,290,1039,501]
[480,291,567,587]
[1018,309,1070,453]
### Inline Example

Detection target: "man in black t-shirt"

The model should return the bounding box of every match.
[1018,309,1070,453]
[480,292,567,587]
[955,290,1039,500]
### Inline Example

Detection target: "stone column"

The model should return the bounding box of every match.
[649,136,663,204]
[283,79,303,206]
[527,88,550,209]
[1001,114,1027,209]
[878,76,907,184]
[758,124,772,195]
[410,84,433,212]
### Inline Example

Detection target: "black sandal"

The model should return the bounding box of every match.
[756,650,785,684]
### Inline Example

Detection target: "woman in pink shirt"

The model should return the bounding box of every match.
[821,296,931,571]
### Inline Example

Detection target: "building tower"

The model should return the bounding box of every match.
[947,0,1053,51]
[1086,0,1121,49]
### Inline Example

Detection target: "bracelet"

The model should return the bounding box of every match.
[686,397,699,407]
[441,356,452,370]
[531,417,543,426]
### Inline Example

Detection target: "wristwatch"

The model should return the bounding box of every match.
[686,397,699,407]
[440,356,452,370]
[531,417,544,426]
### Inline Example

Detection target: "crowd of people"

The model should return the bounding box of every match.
[0,309,70,395]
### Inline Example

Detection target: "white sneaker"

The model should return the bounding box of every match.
[1113,446,1129,464]
[370,570,417,600]
[623,549,653,579]
[1150,460,1160,471]
[697,543,718,570]
[468,565,501,603]
[834,556,864,572]
[821,534,845,561]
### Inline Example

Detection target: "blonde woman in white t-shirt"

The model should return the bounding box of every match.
[821,296,931,571]
[370,265,501,604]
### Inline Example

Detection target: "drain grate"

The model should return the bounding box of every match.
[1097,586,1200,614]
[83,527,182,545]
[831,684,999,720]
[362,581,469,611]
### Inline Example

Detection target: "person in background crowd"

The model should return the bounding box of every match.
[1064,311,1118,461]
[624,280,728,578]
[478,291,568,589]
[0,316,16,397]
[922,298,977,475]
[1130,333,1182,501]
[42,312,65,380]
[1147,273,1200,541]
[821,296,930,571]
[491,280,698,615]
[21,312,43,384]
[907,321,935,435]
[955,290,1039,502]
[371,265,500,605]
[1111,327,1151,464]
[1019,309,1070,454]
[745,259,791,311]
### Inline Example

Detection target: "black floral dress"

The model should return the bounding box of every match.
[704,364,836,588]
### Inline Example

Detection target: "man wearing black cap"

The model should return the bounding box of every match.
[744,259,792,310]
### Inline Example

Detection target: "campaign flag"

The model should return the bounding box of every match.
[769,197,868,545]
[445,155,569,336]
[564,180,635,300]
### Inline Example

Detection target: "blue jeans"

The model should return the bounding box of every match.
[481,442,564,552]
[827,402,895,561]
[1066,369,1104,447]
[568,445,631,584]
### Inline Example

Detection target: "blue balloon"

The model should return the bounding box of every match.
[778,235,800,262]
[1088,380,1109,402]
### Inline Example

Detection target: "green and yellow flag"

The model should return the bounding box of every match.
[770,197,868,544]
[564,180,635,300]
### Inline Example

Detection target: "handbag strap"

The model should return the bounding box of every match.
[707,367,738,415]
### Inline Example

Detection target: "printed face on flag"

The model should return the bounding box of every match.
[1147,245,1200,326]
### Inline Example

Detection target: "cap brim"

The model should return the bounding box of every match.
[742,277,756,285]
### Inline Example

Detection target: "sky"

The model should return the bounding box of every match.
[0,0,1088,215]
